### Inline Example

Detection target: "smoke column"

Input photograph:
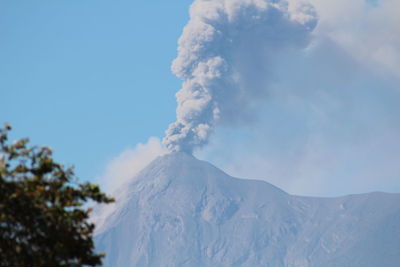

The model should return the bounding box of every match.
[163,0,317,153]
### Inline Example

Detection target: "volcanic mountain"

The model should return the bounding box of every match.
[94,152,400,267]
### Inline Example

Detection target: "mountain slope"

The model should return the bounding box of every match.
[94,152,400,267]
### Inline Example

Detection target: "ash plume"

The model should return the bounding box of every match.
[163,0,317,153]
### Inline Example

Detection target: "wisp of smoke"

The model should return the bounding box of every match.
[163,0,317,153]
[99,137,166,194]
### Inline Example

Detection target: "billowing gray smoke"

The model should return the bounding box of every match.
[163,0,317,153]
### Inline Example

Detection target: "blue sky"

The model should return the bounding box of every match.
[1,0,191,179]
[1,0,399,197]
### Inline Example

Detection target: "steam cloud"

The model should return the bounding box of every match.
[163,0,317,153]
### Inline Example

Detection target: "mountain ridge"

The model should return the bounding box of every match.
[94,152,400,267]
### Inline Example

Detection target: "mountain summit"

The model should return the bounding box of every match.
[94,152,400,267]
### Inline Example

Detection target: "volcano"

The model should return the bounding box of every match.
[94,152,400,267]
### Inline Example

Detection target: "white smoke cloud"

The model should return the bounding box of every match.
[195,0,400,196]
[308,0,400,80]
[163,0,317,153]
[99,137,166,194]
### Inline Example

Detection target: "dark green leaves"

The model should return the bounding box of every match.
[0,124,114,267]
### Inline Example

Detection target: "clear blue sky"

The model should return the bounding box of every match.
[0,0,191,180]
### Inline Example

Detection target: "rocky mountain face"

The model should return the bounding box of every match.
[94,152,400,267]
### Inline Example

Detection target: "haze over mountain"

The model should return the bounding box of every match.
[94,152,400,267]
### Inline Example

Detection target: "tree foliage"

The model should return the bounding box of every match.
[0,124,114,267]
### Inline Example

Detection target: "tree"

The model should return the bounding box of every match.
[0,124,114,267]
